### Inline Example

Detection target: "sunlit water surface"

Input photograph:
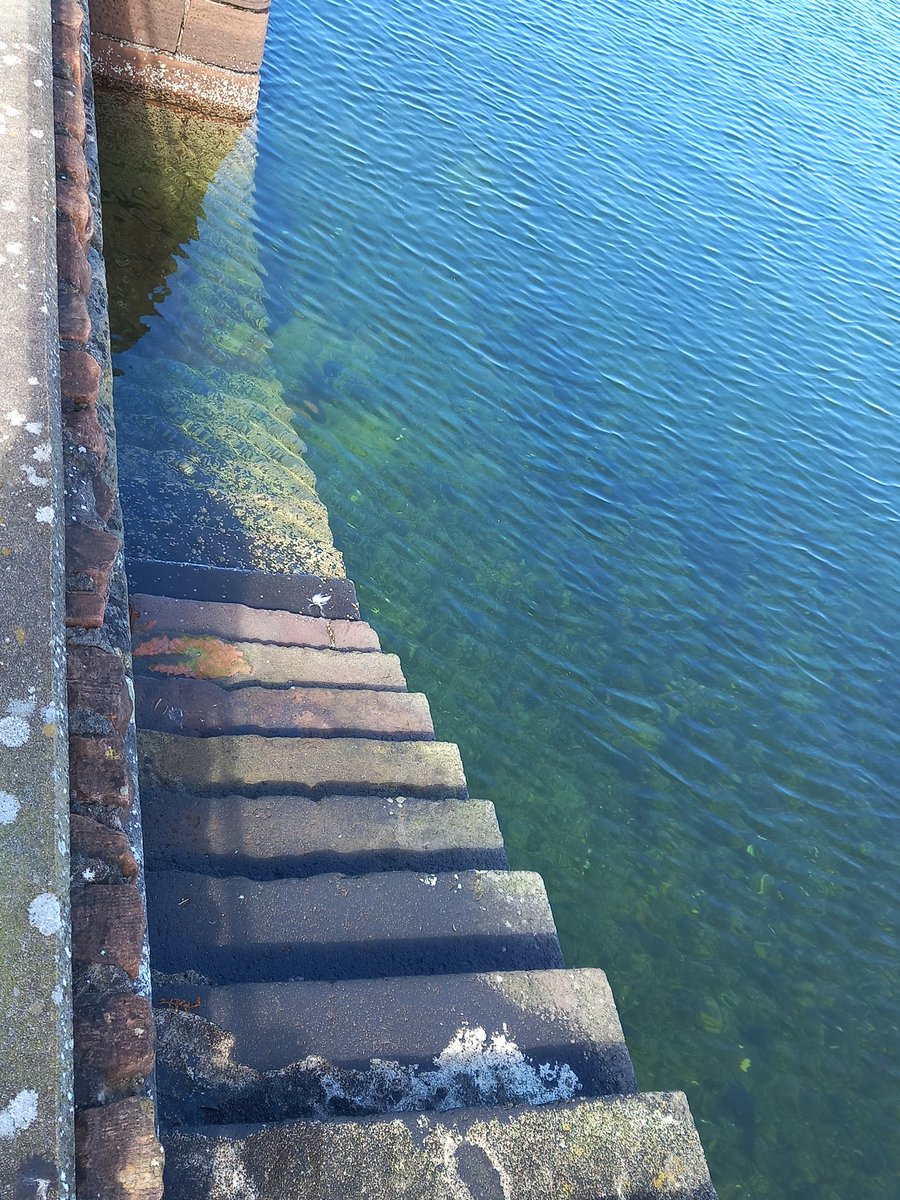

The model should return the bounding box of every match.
[102,1,900,1195]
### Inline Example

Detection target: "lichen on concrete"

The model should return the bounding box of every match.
[0,2,73,1195]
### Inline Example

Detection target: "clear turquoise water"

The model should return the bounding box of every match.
[103,0,899,1195]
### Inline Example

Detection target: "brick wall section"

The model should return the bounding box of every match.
[89,0,271,120]
[52,1,164,1195]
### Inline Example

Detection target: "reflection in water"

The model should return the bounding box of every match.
[97,93,243,355]
[97,93,343,575]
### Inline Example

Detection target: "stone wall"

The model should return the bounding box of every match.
[53,0,164,1195]
[89,0,270,119]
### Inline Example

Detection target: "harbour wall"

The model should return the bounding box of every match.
[90,0,270,119]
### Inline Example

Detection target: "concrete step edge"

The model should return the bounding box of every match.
[152,967,636,1128]
[126,558,360,620]
[146,868,563,983]
[160,1092,718,1199]
[141,793,508,878]
[138,732,469,799]
[130,593,381,651]
[135,678,434,740]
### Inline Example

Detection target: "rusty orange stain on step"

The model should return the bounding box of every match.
[133,634,251,680]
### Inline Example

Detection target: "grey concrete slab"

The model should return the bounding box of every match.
[132,636,406,689]
[130,593,381,650]
[141,793,507,877]
[161,1092,718,1199]
[146,869,563,983]
[0,2,74,1194]
[126,558,359,618]
[135,677,432,738]
[138,732,468,798]
[153,968,635,1126]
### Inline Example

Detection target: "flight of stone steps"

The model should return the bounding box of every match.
[127,558,717,1199]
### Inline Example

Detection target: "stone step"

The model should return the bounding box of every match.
[161,1092,718,1199]
[138,733,468,799]
[135,677,434,739]
[132,635,406,690]
[126,557,360,619]
[146,869,563,983]
[153,968,636,1127]
[141,793,507,878]
[130,592,381,651]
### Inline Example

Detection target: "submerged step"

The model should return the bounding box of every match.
[138,732,468,798]
[130,593,381,650]
[161,1092,718,1199]
[126,558,360,619]
[153,968,636,1127]
[135,677,435,739]
[141,793,507,877]
[132,636,406,690]
[146,869,563,983]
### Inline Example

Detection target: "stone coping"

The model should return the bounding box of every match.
[0,1,74,1195]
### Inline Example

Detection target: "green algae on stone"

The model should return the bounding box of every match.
[99,95,344,577]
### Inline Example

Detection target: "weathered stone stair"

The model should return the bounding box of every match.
[129,559,717,1198]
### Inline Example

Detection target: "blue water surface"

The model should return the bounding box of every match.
[106,0,900,1195]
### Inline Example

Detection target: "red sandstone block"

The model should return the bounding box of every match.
[74,993,155,1092]
[57,177,94,243]
[61,348,100,405]
[135,676,435,739]
[131,634,405,689]
[89,0,185,53]
[53,0,85,33]
[64,406,106,466]
[54,76,86,142]
[90,34,260,119]
[68,644,133,734]
[59,289,91,344]
[66,520,120,580]
[56,131,89,188]
[52,18,84,86]
[130,593,381,650]
[70,812,138,880]
[66,592,108,629]
[69,734,133,810]
[180,0,269,72]
[72,884,144,979]
[57,216,92,294]
[76,1097,164,1200]
[92,471,116,522]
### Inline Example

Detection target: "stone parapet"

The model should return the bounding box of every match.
[51,0,164,1194]
[0,2,74,1195]
[88,0,271,119]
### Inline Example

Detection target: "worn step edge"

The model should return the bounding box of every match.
[153,968,636,1127]
[146,869,563,983]
[140,794,508,878]
[130,593,381,651]
[160,1092,718,1200]
[126,558,360,620]
[132,637,407,691]
[138,732,468,799]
